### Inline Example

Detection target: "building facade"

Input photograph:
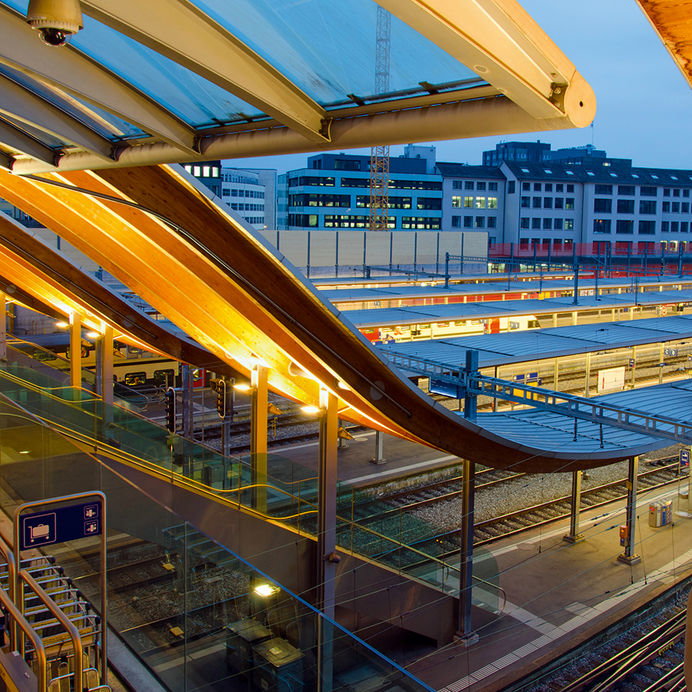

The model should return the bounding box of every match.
[439,142,692,252]
[278,145,443,232]
[183,160,274,229]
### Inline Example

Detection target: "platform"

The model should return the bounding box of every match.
[407,480,692,690]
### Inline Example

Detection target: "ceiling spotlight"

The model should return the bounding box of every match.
[300,405,321,416]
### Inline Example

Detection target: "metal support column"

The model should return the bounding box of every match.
[100,325,114,406]
[69,313,82,389]
[317,388,338,691]
[444,252,450,288]
[563,471,584,543]
[370,430,386,464]
[464,350,479,421]
[676,446,692,518]
[0,293,6,361]
[251,365,268,513]
[584,352,592,397]
[456,459,478,645]
[181,364,194,438]
[572,264,579,305]
[618,456,641,565]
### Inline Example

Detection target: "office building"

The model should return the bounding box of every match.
[278,145,443,231]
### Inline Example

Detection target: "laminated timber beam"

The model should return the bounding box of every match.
[0,213,233,376]
[0,165,649,473]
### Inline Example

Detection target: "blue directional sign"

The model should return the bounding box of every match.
[680,449,690,470]
[19,500,102,550]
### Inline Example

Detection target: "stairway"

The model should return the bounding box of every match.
[0,554,110,691]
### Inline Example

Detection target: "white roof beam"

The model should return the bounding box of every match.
[11,95,592,175]
[375,0,595,125]
[0,74,114,161]
[0,5,198,155]
[81,0,330,143]
[0,118,56,167]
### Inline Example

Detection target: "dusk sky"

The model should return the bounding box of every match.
[226,0,691,174]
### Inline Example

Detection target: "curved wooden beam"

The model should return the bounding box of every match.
[0,212,233,375]
[0,165,650,472]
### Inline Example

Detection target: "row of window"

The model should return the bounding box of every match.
[221,173,258,185]
[521,182,575,193]
[451,195,498,209]
[592,184,659,196]
[450,216,498,229]
[287,214,441,229]
[286,176,443,191]
[222,189,264,198]
[664,188,691,197]
[663,201,691,213]
[287,194,442,210]
[593,199,658,214]
[520,218,575,231]
[183,164,220,178]
[229,203,264,212]
[521,197,575,210]
[592,219,691,234]
[451,180,499,191]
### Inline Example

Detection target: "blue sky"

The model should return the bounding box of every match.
[225,0,691,173]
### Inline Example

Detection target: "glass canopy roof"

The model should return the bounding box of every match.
[0,0,597,173]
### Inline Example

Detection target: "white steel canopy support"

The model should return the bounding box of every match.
[0,5,198,155]
[0,74,114,161]
[81,0,330,143]
[375,0,595,126]
[0,117,56,166]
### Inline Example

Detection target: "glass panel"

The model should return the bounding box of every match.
[0,0,263,128]
[195,0,481,105]
[1,0,483,130]
[0,362,505,618]
[0,63,147,140]
[0,399,432,691]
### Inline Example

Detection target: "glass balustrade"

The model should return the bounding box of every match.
[0,364,505,616]
[0,402,434,691]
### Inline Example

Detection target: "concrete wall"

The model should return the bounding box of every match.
[260,230,488,277]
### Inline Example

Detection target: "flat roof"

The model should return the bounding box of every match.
[472,379,692,455]
[344,289,692,329]
[379,314,692,368]
[324,275,692,304]
[313,270,574,288]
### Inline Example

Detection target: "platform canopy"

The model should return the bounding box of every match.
[0,0,597,174]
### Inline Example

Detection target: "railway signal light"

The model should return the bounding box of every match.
[165,387,177,432]
[216,377,229,419]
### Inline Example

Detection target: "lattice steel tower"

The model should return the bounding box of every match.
[368,6,391,232]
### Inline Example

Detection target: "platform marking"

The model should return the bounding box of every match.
[343,455,458,485]
[442,494,692,691]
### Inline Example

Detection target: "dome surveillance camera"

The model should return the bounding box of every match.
[26,0,83,47]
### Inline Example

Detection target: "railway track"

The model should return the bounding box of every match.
[343,466,524,522]
[363,460,684,568]
[473,462,680,546]
[507,576,691,692]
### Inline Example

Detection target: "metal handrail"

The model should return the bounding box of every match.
[0,390,507,608]
[0,586,48,691]
[383,350,692,445]
[19,570,85,691]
